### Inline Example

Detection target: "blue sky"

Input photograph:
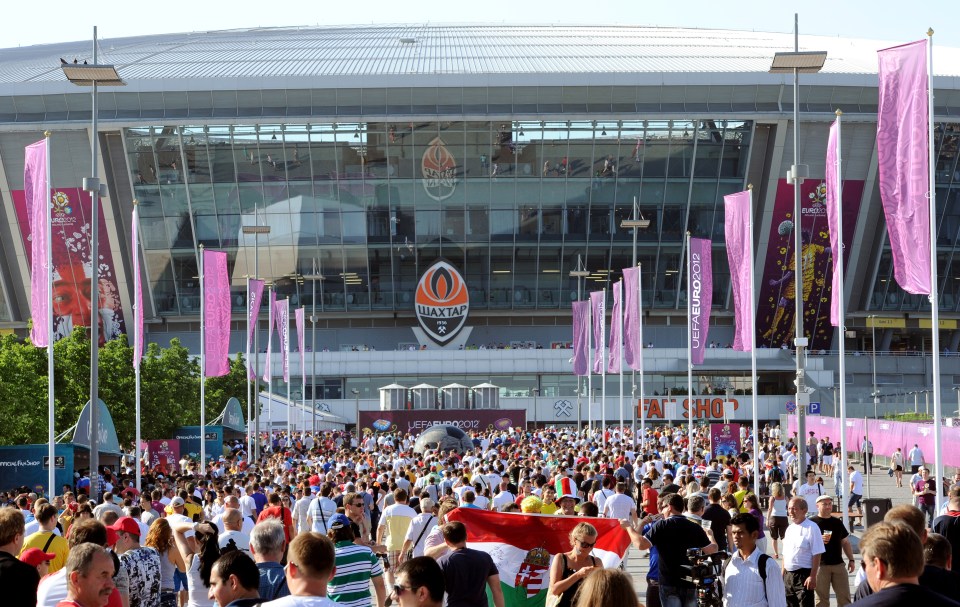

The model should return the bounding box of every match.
[5,0,956,49]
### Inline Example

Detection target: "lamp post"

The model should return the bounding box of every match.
[570,254,590,430]
[770,15,827,477]
[351,388,360,434]
[61,27,124,502]
[242,224,270,460]
[870,315,879,423]
[304,261,324,436]
[621,197,651,449]
[532,388,540,430]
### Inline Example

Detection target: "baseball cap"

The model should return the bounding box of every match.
[20,548,55,567]
[722,470,734,477]
[170,497,185,507]
[329,513,352,530]
[109,516,141,537]
[815,494,834,504]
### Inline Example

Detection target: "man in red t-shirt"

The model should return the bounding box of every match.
[257,493,295,543]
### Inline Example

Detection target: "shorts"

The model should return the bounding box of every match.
[822,455,833,466]
[173,569,188,591]
[769,515,789,540]
[385,550,400,575]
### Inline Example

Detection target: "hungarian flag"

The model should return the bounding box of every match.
[446,508,631,607]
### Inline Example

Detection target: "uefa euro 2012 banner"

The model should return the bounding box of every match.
[446,508,631,607]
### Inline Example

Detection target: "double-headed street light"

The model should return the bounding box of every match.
[570,255,591,430]
[621,198,650,450]
[61,27,124,502]
[241,224,270,460]
[303,264,325,435]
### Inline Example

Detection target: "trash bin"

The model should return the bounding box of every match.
[862,498,893,527]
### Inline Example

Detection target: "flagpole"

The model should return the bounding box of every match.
[748,185,760,499]
[618,280,624,442]
[246,276,252,457]
[286,300,292,440]
[199,244,206,468]
[587,300,593,434]
[44,132,55,498]
[927,29,944,512]
[831,114,851,532]
[301,306,307,434]
[267,283,273,450]
[133,200,142,494]
[687,231,695,461]
[601,288,607,447]
[638,263,645,453]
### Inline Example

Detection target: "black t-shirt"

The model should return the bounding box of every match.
[645,515,711,587]
[933,513,960,569]
[661,483,681,495]
[822,443,834,456]
[809,515,848,565]
[702,503,732,552]
[0,550,40,607]
[850,582,960,607]
[438,546,499,607]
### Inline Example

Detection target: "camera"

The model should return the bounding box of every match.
[680,548,729,607]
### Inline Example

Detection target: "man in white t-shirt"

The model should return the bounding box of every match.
[601,482,636,522]
[292,488,314,534]
[592,477,615,512]
[308,485,338,534]
[238,485,257,522]
[211,496,255,535]
[217,509,251,554]
[794,470,824,513]
[399,499,437,562]
[490,480,517,512]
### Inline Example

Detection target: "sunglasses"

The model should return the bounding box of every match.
[394,584,418,595]
[577,538,595,549]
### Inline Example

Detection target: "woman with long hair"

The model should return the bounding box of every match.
[145,518,187,607]
[573,568,638,607]
[548,522,599,607]
[172,521,220,607]
[744,494,767,555]
[766,481,789,559]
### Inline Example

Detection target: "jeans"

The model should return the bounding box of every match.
[659,583,697,607]
[920,502,936,527]
[848,493,862,512]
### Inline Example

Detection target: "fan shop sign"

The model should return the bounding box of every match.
[415,260,470,345]
[636,397,740,420]
[359,409,526,434]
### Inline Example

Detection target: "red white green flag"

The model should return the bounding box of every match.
[446,508,631,607]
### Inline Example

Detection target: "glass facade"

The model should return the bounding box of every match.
[869,122,960,312]
[125,119,751,316]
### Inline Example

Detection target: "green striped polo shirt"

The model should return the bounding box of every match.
[328,540,384,607]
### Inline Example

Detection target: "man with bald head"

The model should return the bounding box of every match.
[219,509,251,554]
[213,495,255,535]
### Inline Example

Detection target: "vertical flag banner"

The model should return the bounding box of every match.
[607,281,622,374]
[263,289,275,382]
[590,290,605,374]
[295,307,306,378]
[724,191,753,351]
[825,120,844,327]
[24,140,50,347]
[622,266,641,371]
[689,237,713,366]
[203,250,231,377]
[571,301,589,376]
[246,279,265,379]
[132,205,144,369]
[446,508,630,607]
[274,298,290,383]
[877,39,930,294]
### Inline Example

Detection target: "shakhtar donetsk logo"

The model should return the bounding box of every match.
[415,260,469,345]
[421,137,457,201]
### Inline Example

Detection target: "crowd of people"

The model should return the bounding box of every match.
[0,422,956,607]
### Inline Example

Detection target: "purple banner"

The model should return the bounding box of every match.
[263,289,275,383]
[360,409,526,435]
[24,140,50,347]
[572,301,589,376]
[757,179,864,350]
[295,306,306,376]
[607,281,622,374]
[590,291,605,374]
[203,249,231,377]
[622,266,642,371]
[825,120,843,327]
[246,279,264,380]
[132,205,144,369]
[877,39,930,295]
[274,298,290,383]
[710,423,742,459]
[724,191,753,351]
[147,439,180,475]
[689,237,712,366]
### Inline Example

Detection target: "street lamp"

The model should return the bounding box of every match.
[532,388,540,429]
[770,17,827,475]
[870,315,879,422]
[242,224,270,460]
[621,196,651,449]
[303,261,325,436]
[570,254,590,430]
[61,27,124,502]
[351,388,360,435]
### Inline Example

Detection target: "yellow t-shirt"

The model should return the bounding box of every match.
[734,489,753,513]
[541,502,559,515]
[21,530,69,574]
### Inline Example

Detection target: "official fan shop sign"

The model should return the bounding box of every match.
[415,260,470,345]
[0,445,74,494]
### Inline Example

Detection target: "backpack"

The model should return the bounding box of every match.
[769,466,785,484]
[722,552,772,602]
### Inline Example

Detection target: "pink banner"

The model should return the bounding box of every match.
[263,289,275,382]
[724,191,752,351]
[572,301,589,376]
[24,139,50,347]
[590,290,605,374]
[132,205,143,369]
[274,298,290,383]
[203,250,231,377]
[622,266,642,371]
[825,120,843,327]
[147,439,179,475]
[246,279,264,380]
[877,39,930,295]
[689,237,712,366]
[295,306,306,377]
[607,281,622,374]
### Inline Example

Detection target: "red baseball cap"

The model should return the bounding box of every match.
[108,516,141,538]
[20,548,55,567]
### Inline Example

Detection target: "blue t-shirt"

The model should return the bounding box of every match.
[643,522,660,582]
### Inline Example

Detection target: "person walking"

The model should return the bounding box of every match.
[782,497,825,607]
[722,512,787,607]
[890,448,905,488]
[908,444,925,475]
[436,521,504,607]
[809,496,855,607]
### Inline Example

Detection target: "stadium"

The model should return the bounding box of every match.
[1,24,960,429]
